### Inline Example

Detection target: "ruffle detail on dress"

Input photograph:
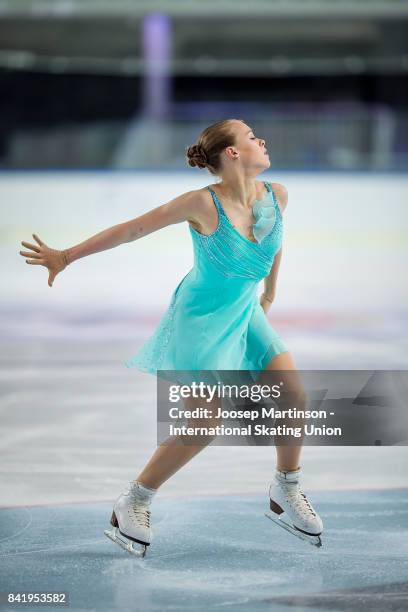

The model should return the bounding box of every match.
[252,192,276,243]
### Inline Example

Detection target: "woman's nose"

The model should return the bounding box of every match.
[260,138,265,147]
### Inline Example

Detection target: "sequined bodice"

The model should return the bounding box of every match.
[188,181,283,281]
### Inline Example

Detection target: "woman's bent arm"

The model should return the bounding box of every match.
[263,247,282,301]
[260,184,288,312]
[65,189,205,265]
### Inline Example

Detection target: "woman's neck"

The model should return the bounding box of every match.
[215,176,259,210]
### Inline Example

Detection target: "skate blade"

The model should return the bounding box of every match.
[104,527,147,558]
[265,511,322,548]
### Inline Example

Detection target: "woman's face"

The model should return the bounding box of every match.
[228,121,270,171]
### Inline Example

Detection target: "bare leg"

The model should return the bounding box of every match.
[136,392,221,490]
[256,351,307,472]
[135,351,304,488]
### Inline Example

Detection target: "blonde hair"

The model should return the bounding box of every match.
[185,118,244,175]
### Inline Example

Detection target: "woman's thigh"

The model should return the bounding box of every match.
[258,350,306,404]
[182,392,221,426]
[179,392,223,445]
[258,351,307,443]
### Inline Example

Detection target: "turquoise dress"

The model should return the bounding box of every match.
[125,180,288,385]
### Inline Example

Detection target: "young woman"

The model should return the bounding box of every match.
[19,118,323,556]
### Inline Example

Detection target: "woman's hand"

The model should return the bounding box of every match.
[19,233,70,287]
[260,291,275,314]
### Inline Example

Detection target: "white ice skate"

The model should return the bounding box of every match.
[265,467,323,548]
[104,480,156,557]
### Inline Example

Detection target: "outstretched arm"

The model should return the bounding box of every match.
[64,188,206,264]
[19,189,206,287]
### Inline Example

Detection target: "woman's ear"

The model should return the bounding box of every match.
[225,146,238,160]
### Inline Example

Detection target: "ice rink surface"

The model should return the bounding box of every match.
[1,171,407,610]
[1,490,407,611]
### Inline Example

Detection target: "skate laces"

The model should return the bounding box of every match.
[123,482,152,529]
[282,482,316,518]
[128,491,151,528]
[129,503,151,528]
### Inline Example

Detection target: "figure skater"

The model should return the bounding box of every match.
[19,118,323,555]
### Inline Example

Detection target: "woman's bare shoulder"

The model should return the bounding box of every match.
[156,187,211,225]
[186,186,219,234]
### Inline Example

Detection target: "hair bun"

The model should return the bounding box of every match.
[186,144,208,169]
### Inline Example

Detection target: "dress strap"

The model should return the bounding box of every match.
[207,186,226,218]
[263,181,278,206]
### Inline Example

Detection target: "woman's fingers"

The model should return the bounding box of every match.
[20,236,65,286]
[32,233,45,246]
[20,250,41,258]
[21,240,41,253]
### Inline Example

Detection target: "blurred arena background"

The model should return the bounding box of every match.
[1,0,408,170]
[1,0,407,508]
